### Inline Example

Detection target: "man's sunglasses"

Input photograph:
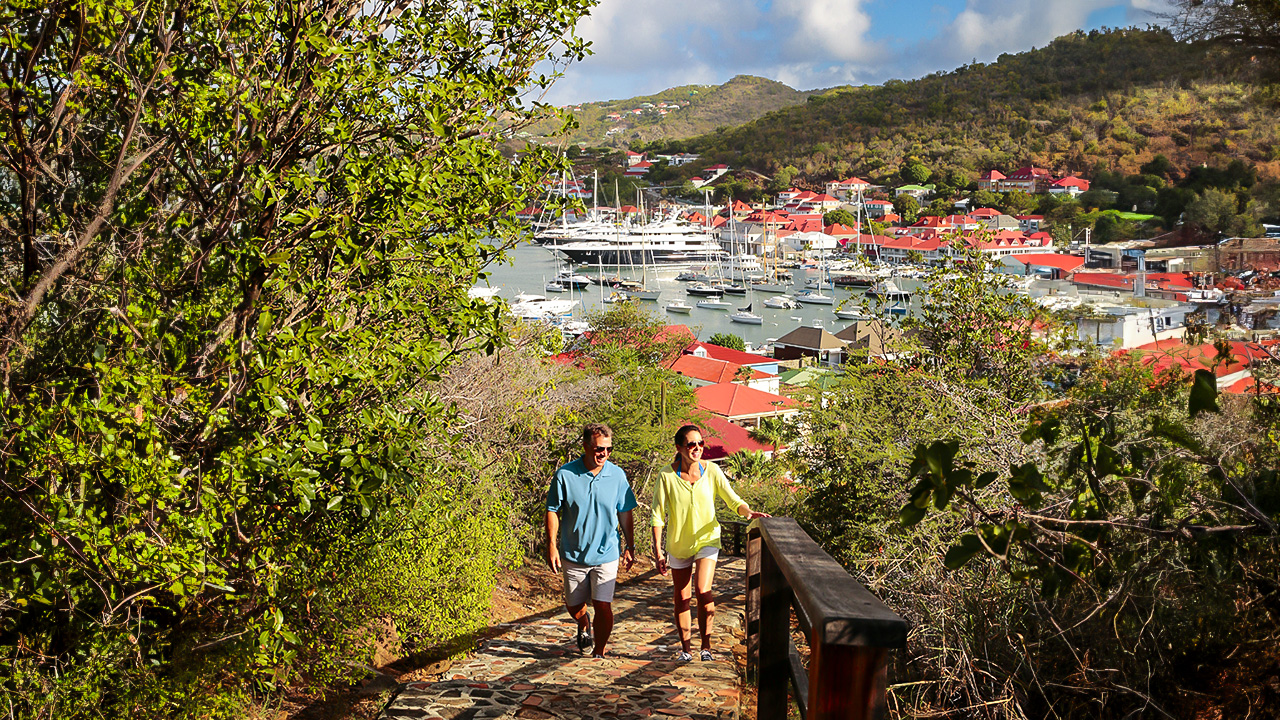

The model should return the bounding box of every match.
[590,445,612,454]
[684,440,706,449]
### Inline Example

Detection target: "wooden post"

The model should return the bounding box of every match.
[807,641,889,720]
[757,544,790,720]
[745,527,762,680]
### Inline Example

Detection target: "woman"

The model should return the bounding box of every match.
[650,424,769,661]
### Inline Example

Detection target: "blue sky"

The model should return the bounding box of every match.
[542,0,1173,105]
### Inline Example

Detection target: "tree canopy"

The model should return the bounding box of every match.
[0,0,592,714]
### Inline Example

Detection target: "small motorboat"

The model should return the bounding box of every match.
[764,296,801,310]
[834,305,874,320]
[544,280,567,293]
[730,304,764,325]
[603,291,631,304]
[718,283,748,295]
[665,301,693,314]
[793,290,834,305]
[696,298,733,310]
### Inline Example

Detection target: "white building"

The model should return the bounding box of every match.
[1076,304,1195,349]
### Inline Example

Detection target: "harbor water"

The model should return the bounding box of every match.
[480,242,922,349]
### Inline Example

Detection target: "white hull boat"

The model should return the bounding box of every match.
[793,290,834,305]
[628,289,662,301]
[545,281,567,293]
[665,301,693,314]
[696,299,733,310]
[764,296,800,310]
[751,282,790,294]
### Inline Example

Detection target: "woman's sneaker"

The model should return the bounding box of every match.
[675,650,693,662]
[700,649,714,662]
[576,621,593,652]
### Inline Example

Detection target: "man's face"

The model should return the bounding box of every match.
[584,434,613,466]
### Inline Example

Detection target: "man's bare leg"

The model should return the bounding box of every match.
[591,599,614,656]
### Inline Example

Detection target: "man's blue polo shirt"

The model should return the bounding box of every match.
[546,458,638,566]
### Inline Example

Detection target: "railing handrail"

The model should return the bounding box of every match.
[745,517,907,720]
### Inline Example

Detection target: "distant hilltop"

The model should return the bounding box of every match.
[522,75,816,149]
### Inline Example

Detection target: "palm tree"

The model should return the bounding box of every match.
[749,416,793,456]
[722,450,771,482]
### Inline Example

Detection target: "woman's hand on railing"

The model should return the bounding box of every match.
[745,510,771,520]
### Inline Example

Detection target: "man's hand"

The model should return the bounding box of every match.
[622,547,635,571]
[547,544,561,573]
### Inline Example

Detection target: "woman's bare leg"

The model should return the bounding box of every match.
[671,565,694,653]
[693,555,718,651]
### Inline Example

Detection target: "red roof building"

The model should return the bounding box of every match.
[695,382,798,425]
[1013,253,1085,280]
[696,414,777,460]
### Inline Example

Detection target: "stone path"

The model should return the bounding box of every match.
[380,558,746,720]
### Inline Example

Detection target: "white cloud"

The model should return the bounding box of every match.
[774,0,879,63]
[543,0,1177,105]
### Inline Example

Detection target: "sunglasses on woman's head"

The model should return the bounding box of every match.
[684,440,705,449]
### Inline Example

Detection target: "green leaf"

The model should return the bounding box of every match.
[325,495,343,510]
[944,534,985,570]
[975,471,998,489]
[900,503,928,527]
[1189,369,1220,417]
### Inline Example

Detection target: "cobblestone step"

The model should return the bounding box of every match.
[381,558,746,720]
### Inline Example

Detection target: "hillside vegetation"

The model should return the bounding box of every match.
[528,75,815,149]
[651,29,1280,186]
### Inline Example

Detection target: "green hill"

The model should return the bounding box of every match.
[527,75,816,148]
[652,28,1280,187]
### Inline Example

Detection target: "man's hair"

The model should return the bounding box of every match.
[674,424,701,446]
[581,423,613,445]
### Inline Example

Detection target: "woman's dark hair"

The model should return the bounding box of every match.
[674,424,701,446]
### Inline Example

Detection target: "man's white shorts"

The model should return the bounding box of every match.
[667,545,719,570]
[562,559,619,606]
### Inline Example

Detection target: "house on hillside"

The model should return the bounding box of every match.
[625,150,646,167]
[695,382,798,427]
[772,326,846,366]
[834,320,907,363]
[1077,305,1195,349]
[1049,176,1090,197]
[977,170,1005,192]
[894,184,933,200]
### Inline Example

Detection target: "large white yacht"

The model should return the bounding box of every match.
[546,212,725,268]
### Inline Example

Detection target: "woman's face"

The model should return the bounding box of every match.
[677,430,705,464]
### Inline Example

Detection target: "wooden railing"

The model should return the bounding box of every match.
[745,517,907,720]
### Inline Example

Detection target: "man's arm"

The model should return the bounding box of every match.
[545,511,561,573]
[619,509,635,570]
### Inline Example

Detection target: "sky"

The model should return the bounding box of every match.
[541,0,1176,106]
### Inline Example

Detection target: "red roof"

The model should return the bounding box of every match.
[1123,339,1272,379]
[1054,176,1090,189]
[1007,166,1051,180]
[1223,376,1280,395]
[696,383,796,419]
[666,354,769,385]
[687,341,773,367]
[824,223,858,235]
[696,415,774,460]
[979,170,1006,181]
[969,208,1001,217]
[837,177,870,186]
[1014,254,1085,272]
[1014,215,1044,221]
[811,194,838,203]
[1072,272,1134,290]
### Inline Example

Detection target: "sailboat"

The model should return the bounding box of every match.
[627,190,662,301]
[751,224,791,293]
[730,303,764,325]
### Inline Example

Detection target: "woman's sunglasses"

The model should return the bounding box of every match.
[684,440,705,449]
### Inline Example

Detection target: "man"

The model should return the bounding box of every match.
[545,423,637,658]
